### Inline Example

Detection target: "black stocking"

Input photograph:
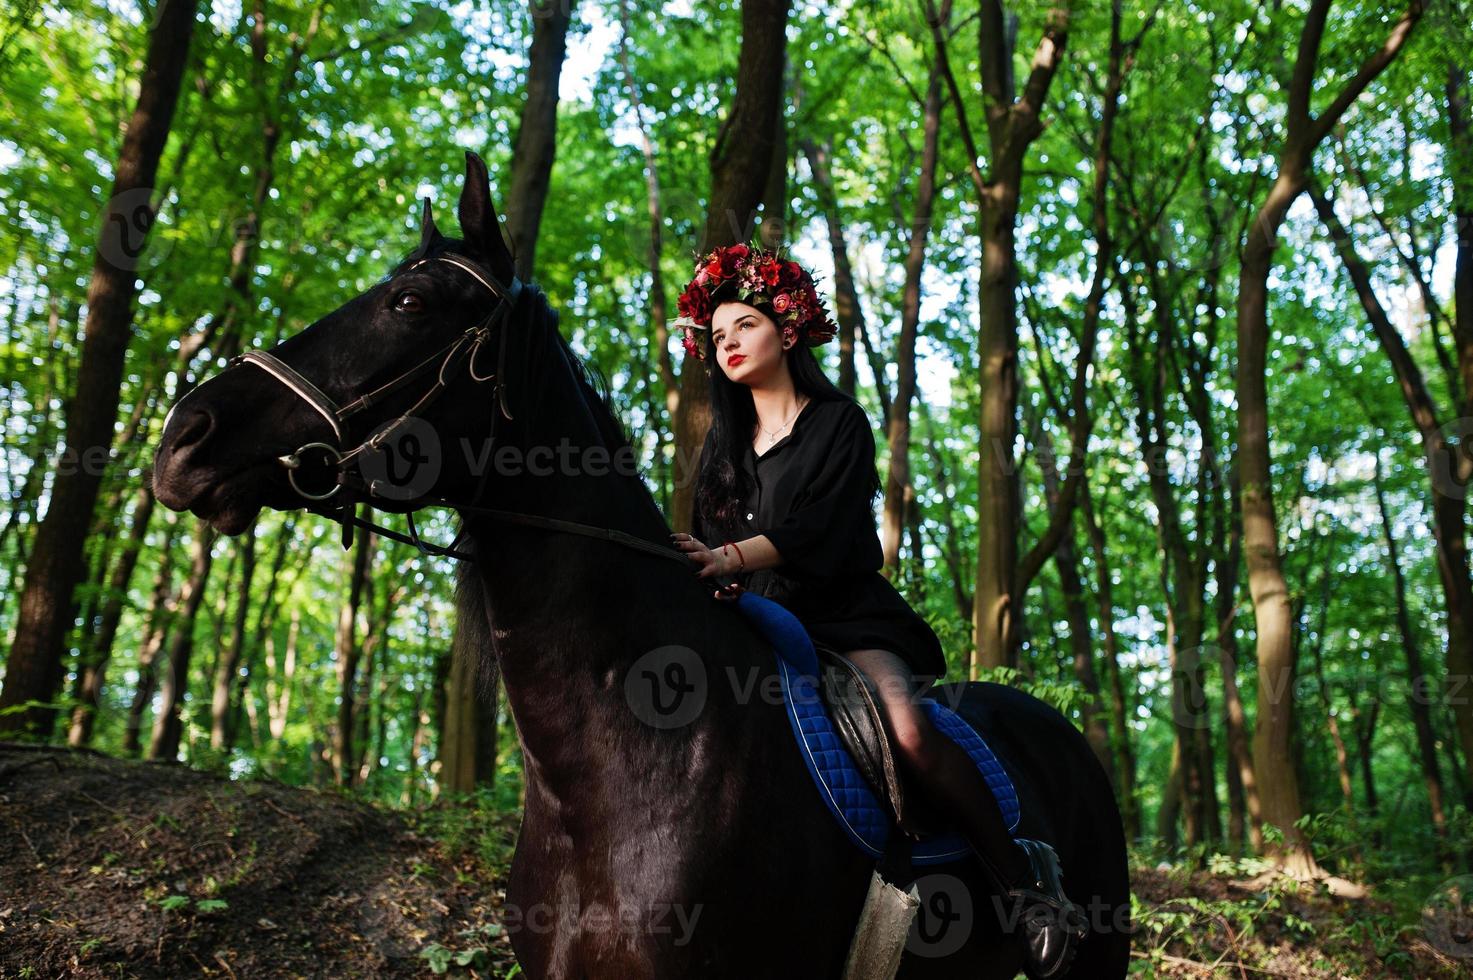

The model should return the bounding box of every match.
[843,648,1029,890]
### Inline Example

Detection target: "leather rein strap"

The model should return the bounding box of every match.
[230,252,694,571]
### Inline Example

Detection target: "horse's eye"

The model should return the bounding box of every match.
[394,291,424,314]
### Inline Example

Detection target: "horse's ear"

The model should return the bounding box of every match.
[410,197,441,261]
[457,151,516,284]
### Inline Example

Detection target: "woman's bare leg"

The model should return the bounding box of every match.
[840,647,1027,889]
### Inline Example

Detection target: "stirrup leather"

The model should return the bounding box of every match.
[815,648,908,829]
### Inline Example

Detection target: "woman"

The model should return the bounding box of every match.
[668,243,1084,978]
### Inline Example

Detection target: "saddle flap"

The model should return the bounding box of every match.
[815,648,908,830]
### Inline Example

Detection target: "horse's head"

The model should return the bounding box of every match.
[154,152,524,534]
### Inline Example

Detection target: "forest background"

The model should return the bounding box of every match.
[2,0,1473,975]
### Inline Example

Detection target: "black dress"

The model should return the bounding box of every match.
[691,397,948,680]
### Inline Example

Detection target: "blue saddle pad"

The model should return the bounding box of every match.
[732,590,1020,864]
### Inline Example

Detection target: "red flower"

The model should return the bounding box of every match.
[759,258,783,287]
[708,243,747,279]
[678,285,711,324]
[682,330,703,359]
[772,292,792,314]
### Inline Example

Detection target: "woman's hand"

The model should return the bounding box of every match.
[669,532,735,580]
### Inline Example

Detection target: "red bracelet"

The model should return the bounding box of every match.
[723,540,746,572]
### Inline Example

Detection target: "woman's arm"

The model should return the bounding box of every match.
[673,533,781,579]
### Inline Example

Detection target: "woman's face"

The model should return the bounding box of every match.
[711,301,787,385]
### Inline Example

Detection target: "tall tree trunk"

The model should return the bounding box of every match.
[439,620,479,795]
[1158,740,1182,852]
[671,0,791,534]
[73,391,158,655]
[435,0,574,795]
[210,528,256,750]
[800,136,860,396]
[148,523,217,761]
[228,517,295,752]
[1215,463,1263,853]
[947,2,1071,672]
[1446,59,1473,419]
[1308,563,1355,818]
[921,406,973,625]
[758,50,789,249]
[615,0,678,424]
[1236,0,1423,875]
[1308,178,1473,814]
[1080,480,1139,841]
[264,608,300,742]
[1120,266,1217,849]
[1352,696,1380,833]
[68,474,156,746]
[333,529,374,785]
[123,516,182,755]
[503,0,576,282]
[353,628,379,782]
[403,682,429,807]
[881,57,945,576]
[1034,406,1112,777]
[903,484,926,599]
[0,0,200,738]
[1371,453,1448,841]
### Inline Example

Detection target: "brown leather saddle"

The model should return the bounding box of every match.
[813,644,945,840]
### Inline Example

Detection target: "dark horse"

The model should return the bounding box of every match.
[153,153,1130,978]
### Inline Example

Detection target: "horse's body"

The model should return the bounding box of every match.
[152,153,1129,978]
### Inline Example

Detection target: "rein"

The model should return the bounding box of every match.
[230,252,695,571]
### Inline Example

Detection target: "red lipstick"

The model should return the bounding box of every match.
[728,354,747,366]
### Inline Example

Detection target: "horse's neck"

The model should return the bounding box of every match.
[461,408,716,796]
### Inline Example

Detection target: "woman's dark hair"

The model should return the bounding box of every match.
[693,297,880,541]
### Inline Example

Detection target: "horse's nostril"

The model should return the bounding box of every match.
[169,408,215,454]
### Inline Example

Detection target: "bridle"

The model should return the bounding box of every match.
[226,251,692,570]
[232,253,517,504]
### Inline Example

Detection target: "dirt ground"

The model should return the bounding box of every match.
[1128,862,1473,978]
[2,742,1469,978]
[0,743,517,978]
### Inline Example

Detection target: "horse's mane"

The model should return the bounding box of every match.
[548,313,633,455]
[444,266,672,706]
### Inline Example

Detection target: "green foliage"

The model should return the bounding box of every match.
[418,923,505,976]
[408,787,518,874]
[152,892,227,915]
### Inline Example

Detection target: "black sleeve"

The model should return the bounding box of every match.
[763,402,877,579]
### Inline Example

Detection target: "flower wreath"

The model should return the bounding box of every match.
[670,242,838,362]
